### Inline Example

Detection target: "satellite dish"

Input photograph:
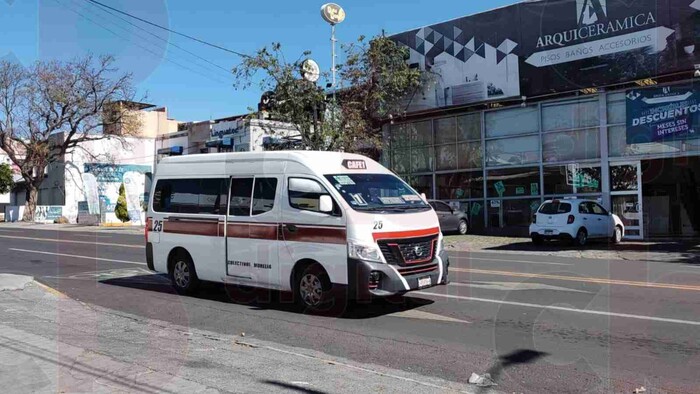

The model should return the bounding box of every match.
[320,3,346,25]
[301,59,320,83]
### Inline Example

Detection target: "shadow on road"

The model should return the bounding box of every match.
[100,274,434,319]
[260,380,329,394]
[477,349,548,393]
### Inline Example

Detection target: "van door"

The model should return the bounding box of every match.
[226,176,281,288]
[279,176,347,291]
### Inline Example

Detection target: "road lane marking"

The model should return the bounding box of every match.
[0,234,143,249]
[449,281,592,293]
[450,267,700,291]
[9,248,146,266]
[415,291,700,326]
[450,256,572,266]
[387,309,470,324]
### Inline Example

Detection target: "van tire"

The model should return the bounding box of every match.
[295,263,333,312]
[169,251,199,295]
[531,235,544,246]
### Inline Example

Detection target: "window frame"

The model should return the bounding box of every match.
[287,176,341,217]
[251,177,280,217]
[228,177,255,217]
[152,177,229,215]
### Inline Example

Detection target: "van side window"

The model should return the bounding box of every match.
[288,177,337,214]
[252,178,278,216]
[153,178,228,214]
[229,178,254,216]
[200,179,229,215]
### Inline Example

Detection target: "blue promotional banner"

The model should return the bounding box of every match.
[626,85,700,144]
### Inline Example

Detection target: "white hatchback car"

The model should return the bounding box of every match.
[529,199,625,246]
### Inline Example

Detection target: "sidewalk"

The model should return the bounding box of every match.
[445,234,700,264]
[0,276,488,394]
[0,222,144,235]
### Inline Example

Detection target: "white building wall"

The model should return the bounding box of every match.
[63,137,155,224]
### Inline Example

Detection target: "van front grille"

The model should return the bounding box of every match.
[377,235,438,266]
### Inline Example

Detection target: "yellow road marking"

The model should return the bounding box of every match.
[0,234,143,249]
[451,267,700,292]
[33,281,68,299]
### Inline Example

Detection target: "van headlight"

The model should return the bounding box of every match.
[348,241,384,263]
[437,238,445,253]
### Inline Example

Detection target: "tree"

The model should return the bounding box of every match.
[231,35,422,154]
[114,183,130,223]
[0,163,12,194]
[0,55,141,221]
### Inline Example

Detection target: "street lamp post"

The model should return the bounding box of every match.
[320,3,345,132]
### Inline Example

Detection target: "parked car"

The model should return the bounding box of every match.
[428,200,469,235]
[529,199,625,246]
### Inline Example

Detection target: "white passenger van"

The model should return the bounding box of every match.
[146,151,449,309]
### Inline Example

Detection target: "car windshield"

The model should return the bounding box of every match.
[324,174,430,212]
[539,202,572,214]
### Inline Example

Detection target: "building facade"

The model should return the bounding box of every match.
[384,0,700,238]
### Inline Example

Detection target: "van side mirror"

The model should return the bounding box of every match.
[319,195,333,213]
[420,193,427,202]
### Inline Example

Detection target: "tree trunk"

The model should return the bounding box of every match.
[22,184,38,222]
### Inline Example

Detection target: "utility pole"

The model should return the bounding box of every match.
[320,3,346,134]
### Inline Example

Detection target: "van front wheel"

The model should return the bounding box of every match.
[296,263,333,311]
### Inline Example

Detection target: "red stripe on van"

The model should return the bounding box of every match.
[164,219,346,245]
[282,225,347,245]
[372,227,440,241]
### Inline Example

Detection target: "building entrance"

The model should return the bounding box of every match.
[641,158,700,238]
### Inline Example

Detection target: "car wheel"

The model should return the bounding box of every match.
[610,226,623,244]
[170,252,199,294]
[531,235,544,246]
[296,263,333,312]
[457,219,468,235]
[573,228,588,247]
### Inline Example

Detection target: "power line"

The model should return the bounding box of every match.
[80,0,233,75]
[56,0,231,85]
[85,0,250,58]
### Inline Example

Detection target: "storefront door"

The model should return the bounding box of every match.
[609,162,643,240]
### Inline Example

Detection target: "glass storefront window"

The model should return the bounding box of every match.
[434,117,457,145]
[487,167,541,198]
[390,124,411,149]
[542,128,600,162]
[485,135,540,167]
[409,120,433,146]
[608,125,700,157]
[408,175,433,199]
[485,106,539,138]
[457,113,481,141]
[610,164,638,191]
[458,201,486,233]
[436,171,484,199]
[611,195,640,227]
[458,141,483,169]
[542,99,599,132]
[543,165,601,195]
[607,92,626,125]
[411,146,434,173]
[392,149,410,174]
[487,198,541,235]
[436,144,458,170]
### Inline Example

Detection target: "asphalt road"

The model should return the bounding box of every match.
[1,226,699,393]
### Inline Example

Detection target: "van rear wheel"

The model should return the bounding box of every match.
[170,252,199,295]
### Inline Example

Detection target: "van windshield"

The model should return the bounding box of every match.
[324,174,430,212]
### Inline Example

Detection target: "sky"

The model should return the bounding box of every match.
[1,0,518,122]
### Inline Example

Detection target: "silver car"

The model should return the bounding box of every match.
[429,200,469,235]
